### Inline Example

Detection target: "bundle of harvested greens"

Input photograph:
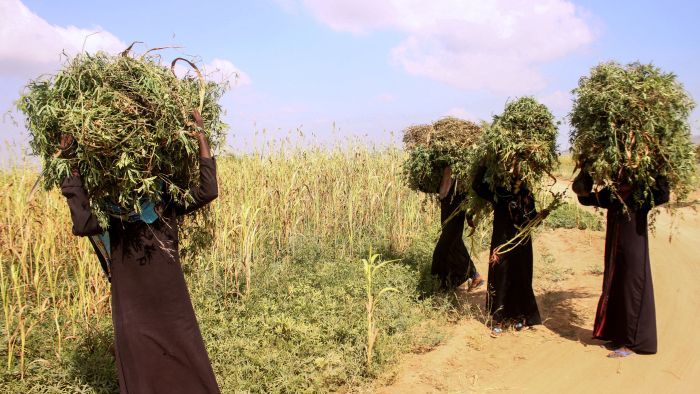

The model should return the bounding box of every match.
[467,97,562,262]
[570,61,696,207]
[474,97,559,192]
[18,50,228,228]
[402,117,483,194]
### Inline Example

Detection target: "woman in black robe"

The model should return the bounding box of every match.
[60,111,221,393]
[472,166,542,333]
[432,166,483,290]
[573,171,669,357]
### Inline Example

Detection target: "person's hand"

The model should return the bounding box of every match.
[59,134,73,150]
[57,133,80,176]
[192,109,203,129]
[57,133,77,159]
[185,110,206,140]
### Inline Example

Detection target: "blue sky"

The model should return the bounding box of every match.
[1,0,699,153]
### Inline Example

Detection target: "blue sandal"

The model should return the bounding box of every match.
[607,348,633,358]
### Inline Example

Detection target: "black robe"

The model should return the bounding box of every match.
[431,185,478,288]
[61,157,221,393]
[472,169,541,326]
[575,175,669,354]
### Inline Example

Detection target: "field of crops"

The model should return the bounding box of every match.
[0,142,606,393]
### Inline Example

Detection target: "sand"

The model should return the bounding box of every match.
[375,192,700,394]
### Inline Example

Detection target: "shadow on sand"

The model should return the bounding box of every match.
[450,286,608,349]
[537,288,605,347]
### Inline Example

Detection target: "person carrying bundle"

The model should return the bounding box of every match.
[570,61,696,358]
[19,49,228,392]
[472,166,541,334]
[59,110,221,393]
[402,117,485,290]
[470,97,560,336]
[433,165,483,290]
[573,171,669,357]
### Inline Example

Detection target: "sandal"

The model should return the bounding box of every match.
[490,327,503,338]
[607,347,633,358]
[513,322,524,331]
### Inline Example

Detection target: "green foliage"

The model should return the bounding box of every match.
[569,61,696,206]
[456,97,560,234]
[472,97,559,194]
[17,51,228,228]
[403,145,444,194]
[361,249,399,370]
[402,117,483,194]
[544,201,604,231]
[0,148,458,394]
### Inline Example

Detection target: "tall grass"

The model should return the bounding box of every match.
[0,141,457,393]
[0,141,612,392]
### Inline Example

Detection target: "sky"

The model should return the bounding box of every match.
[1,0,699,154]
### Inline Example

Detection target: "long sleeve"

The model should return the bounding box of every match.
[61,176,103,236]
[472,166,495,203]
[572,170,593,196]
[573,170,614,209]
[577,187,613,209]
[174,157,219,216]
[642,176,670,210]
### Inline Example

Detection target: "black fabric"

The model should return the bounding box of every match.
[472,167,542,326]
[431,186,478,288]
[62,158,220,393]
[575,175,669,354]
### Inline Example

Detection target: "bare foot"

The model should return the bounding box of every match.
[468,274,484,292]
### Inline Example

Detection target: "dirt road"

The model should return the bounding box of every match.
[377,204,700,393]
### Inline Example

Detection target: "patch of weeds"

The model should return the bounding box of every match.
[536,248,574,283]
[544,201,603,231]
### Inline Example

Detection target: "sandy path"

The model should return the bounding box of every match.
[376,205,700,393]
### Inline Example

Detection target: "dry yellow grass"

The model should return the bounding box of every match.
[0,142,447,391]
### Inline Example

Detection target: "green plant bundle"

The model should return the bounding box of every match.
[570,61,696,207]
[471,97,559,195]
[17,51,228,228]
[402,117,483,194]
[456,97,560,256]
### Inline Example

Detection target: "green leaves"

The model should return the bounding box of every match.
[402,117,484,195]
[402,101,559,229]
[17,51,228,227]
[570,61,696,206]
[480,96,559,192]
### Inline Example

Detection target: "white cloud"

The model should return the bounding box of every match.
[202,58,252,87]
[302,0,397,34]
[174,58,252,88]
[0,0,126,77]
[0,1,252,88]
[296,0,594,93]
